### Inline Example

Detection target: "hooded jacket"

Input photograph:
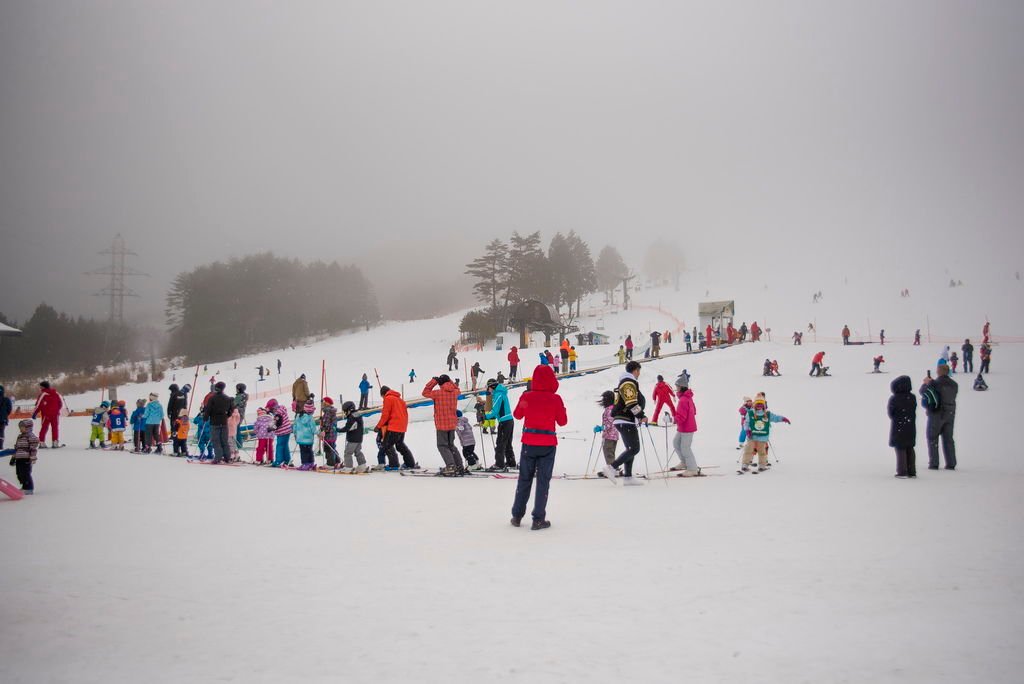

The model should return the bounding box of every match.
[507,347,520,365]
[378,390,409,434]
[887,375,917,448]
[319,403,338,440]
[455,414,476,446]
[144,400,164,425]
[293,413,316,445]
[423,378,459,431]
[513,365,567,447]
[485,383,513,424]
[167,384,187,423]
[266,399,292,436]
[253,413,275,440]
[292,376,310,404]
[674,388,697,433]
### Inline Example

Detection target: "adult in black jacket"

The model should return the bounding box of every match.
[961,339,974,373]
[203,382,234,463]
[167,384,190,427]
[920,363,958,470]
[604,361,647,483]
[887,375,917,478]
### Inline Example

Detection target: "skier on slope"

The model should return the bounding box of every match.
[669,373,700,475]
[842,325,851,345]
[624,335,634,360]
[602,361,647,486]
[32,381,64,448]
[750,322,761,342]
[873,355,885,373]
[736,396,753,450]
[377,386,416,470]
[471,362,485,391]
[810,351,826,377]
[423,375,464,475]
[650,375,676,426]
[485,378,517,471]
[358,374,372,410]
[739,397,790,473]
[447,345,459,371]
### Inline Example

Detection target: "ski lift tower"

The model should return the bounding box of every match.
[508,300,559,349]
[698,300,735,340]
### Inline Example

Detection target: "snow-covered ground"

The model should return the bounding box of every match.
[2,270,1022,682]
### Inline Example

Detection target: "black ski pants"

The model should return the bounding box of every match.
[963,354,973,373]
[895,447,916,477]
[493,420,516,468]
[383,430,416,468]
[15,459,33,491]
[612,423,641,476]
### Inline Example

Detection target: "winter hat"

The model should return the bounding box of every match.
[342,401,356,412]
[40,381,50,389]
[456,410,463,418]
[215,381,227,391]
[304,399,315,414]
[437,374,452,385]
[168,384,179,392]
[179,408,188,417]
[937,358,948,367]
[149,393,158,400]
[18,418,33,429]
[136,398,146,406]
[100,401,110,408]
[257,407,267,415]
[486,379,498,390]
[322,396,333,405]
[743,396,752,403]
[236,383,246,392]
[118,399,126,406]
[753,398,767,409]
[674,373,689,389]
[266,398,278,409]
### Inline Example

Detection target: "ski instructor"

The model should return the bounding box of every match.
[510,364,567,530]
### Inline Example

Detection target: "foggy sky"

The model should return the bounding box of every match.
[1,1,1022,325]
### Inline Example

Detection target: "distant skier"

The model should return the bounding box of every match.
[650,375,676,426]
[409,369,416,384]
[973,373,988,391]
[507,346,520,381]
[650,330,662,358]
[471,362,485,391]
[842,325,851,345]
[736,396,753,450]
[792,331,802,346]
[961,339,974,373]
[568,346,578,372]
[770,360,780,376]
[750,322,761,342]
[705,324,713,348]
[257,365,265,381]
[879,329,885,346]
[979,343,992,374]
[887,375,917,478]
[949,352,959,374]
[739,322,748,341]
[277,359,282,375]
[762,359,773,377]
[358,374,372,410]
[873,355,885,373]
[616,346,626,364]
[914,330,921,346]
[684,331,692,352]
[447,345,459,372]
[624,335,634,360]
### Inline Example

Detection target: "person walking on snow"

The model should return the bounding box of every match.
[510,364,567,530]
[920,360,958,470]
[842,325,851,345]
[485,378,516,470]
[447,345,459,371]
[961,339,974,373]
[740,397,790,472]
[914,330,921,346]
[650,375,676,426]
[409,369,416,384]
[616,346,627,364]
[8,418,39,494]
[358,374,372,410]
[670,373,700,475]
[507,346,520,381]
[888,375,917,478]
[880,329,886,346]
[750,322,761,341]
[423,375,464,475]
[603,361,647,485]
[979,343,992,374]
[624,335,634,360]
[32,381,64,448]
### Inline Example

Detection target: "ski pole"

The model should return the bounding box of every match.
[643,424,669,484]
[768,438,780,464]
[584,431,598,476]
[478,424,488,470]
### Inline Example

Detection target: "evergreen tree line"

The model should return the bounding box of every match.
[461,232,631,341]
[0,306,141,381]
[165,253,379,363]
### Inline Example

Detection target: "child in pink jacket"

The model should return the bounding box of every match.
[670,374,700,475]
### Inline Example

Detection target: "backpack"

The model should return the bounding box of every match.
[920,385,941,411]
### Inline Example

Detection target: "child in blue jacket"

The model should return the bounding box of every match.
[130,399,147,453]
[192,414,212,459]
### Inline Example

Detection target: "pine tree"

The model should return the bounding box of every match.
[596,245,629,301]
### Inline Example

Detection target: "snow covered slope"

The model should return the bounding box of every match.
[2,262,1021,683]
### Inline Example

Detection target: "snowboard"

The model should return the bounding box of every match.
[0,477,25,500]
